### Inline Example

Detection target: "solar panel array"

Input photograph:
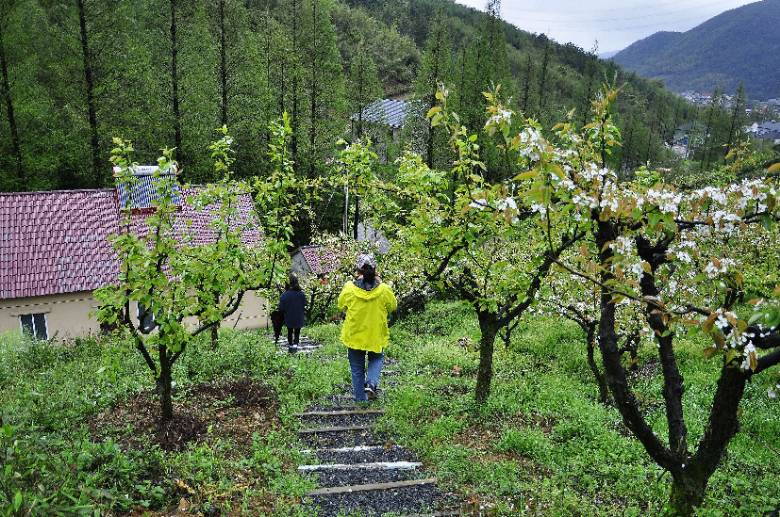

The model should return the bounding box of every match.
[114,166,182,211]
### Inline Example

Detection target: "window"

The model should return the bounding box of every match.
[20,313,48,340]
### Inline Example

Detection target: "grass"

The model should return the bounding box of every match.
[378,302,780,516]
[1,302,778,515]
[0,329,346,515]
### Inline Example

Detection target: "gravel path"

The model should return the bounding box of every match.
[290,338,457,516]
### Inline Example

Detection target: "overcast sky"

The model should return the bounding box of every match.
[454,0,756,53]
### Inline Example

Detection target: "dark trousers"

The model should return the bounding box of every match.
[287,327,301,346]
[270,311,284,343]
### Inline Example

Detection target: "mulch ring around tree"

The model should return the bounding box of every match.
[90,378,278,452]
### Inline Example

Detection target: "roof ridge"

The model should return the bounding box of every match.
[0,188,115,197]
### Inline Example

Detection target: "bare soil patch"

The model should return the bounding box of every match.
[90,378,278,452]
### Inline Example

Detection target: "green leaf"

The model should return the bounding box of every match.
[426,106,442,120]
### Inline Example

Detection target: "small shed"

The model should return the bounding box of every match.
[291,245,340,277]
[352,98,414,141]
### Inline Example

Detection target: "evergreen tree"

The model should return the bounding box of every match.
[413,12,452,168]
[521,53,533,114]
[725,83,747,159]
[348,42,382,139]
[76,0,100,185]
[169,0,182,163]
[178,0,219,182]
[537,40,550,117]
[0,0,22,189]
[300,0,345,178]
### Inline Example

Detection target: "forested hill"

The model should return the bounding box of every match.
[613,0,780,100]
[0,0,696,194]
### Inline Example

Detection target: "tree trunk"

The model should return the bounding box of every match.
[308,0,317,178]
[585,325,609,404]
[290,0,299,164]
[595,219,679,472]
[218,0,228,127]
[537,44,549,116]
[622,118,635,172]
[158,346,173,422]
[77,0,101,187]
[0,16,23,189]
[637,237,689,457]
[426,56,438,168]
[169,0,183,164]
[669,472,707,516]
[353,195,359,240]
[475,310,499,404]
[211,325,219,350]
[521,54,532,114]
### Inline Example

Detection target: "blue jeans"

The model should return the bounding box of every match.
[347,348,384,401]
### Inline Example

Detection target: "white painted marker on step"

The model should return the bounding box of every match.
[298,461,422,471]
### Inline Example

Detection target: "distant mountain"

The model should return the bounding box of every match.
[598,50,620,59]
[612,0,780,100]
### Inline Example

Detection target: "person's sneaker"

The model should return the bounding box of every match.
[364,384,378,400]
[288,345,297,354]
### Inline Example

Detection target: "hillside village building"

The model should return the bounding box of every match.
[0,171,269,340]
[746,121,780,145]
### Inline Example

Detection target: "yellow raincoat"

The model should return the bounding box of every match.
[338,281,398,353]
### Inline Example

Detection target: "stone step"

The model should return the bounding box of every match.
[299,461,422,472]
[299,412,382,428]
[307,477,437,497]
[300,445,418,465]
[302,463,426,489]
[306,479,443,517]
[299,427,388,448]
[296,409,384,417]
[276,348,319,356]
[299,425,372,434]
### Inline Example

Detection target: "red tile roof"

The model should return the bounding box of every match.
[297,245,339,276]
[0,189,121,300]
[0,186,260,301]
[129,187,261,248]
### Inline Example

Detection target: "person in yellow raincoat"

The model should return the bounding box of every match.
[338,253,397,401]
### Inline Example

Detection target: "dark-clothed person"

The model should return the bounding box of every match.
[279,274,307,352]
[270,309,284,343]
